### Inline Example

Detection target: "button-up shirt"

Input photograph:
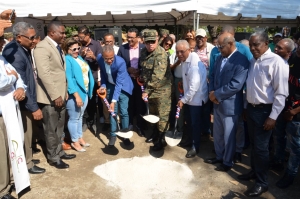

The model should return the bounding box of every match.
[246,48,289,120]
[220,48,237,72]
[105,62,115,85]
[129,45,139,69]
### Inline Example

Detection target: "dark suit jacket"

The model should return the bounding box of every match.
[117,43,145,69]
[2,40,39,112]
[209,51,249,116]
[97,54,133,101]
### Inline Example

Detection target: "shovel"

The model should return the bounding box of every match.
[165,81,184,146]
[137,78,160,124]
[97,89,134,139]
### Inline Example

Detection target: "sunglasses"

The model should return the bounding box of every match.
[70,47,81,52]
[145,40,156,45]
[19,35,36,41]
[164,42,172,46]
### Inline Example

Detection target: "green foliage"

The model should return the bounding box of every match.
[65,26,77,38]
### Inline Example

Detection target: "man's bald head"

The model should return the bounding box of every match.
[217,32,236,57]
[221,25,235,36]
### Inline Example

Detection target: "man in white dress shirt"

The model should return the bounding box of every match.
[238,31,289,197]
[176,40,208,158]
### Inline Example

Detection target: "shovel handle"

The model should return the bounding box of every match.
[102,96,116,117]
[176,106,180,119]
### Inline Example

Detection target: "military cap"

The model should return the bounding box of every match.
[143,29,158,41]
[160,29,169,36]
[72,31,78,36]
[4,32,13,39]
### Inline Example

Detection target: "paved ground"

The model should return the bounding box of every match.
[13,123,300,199]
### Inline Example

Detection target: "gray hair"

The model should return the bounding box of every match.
[169,34,176,41]
[223,36,235,44]
[250,31,269,43]
[12,22,35,38]
[281,38,295,52]
[176,40,189,50]
[102,45,114,53]
[239,39,249,47]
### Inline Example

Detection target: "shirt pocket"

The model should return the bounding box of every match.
[259,67,271,87]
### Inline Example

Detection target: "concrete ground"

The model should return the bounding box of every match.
[14,123,300,199]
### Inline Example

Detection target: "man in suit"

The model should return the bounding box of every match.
[34,21,76,169]
[97,45,133,146]
[205,32,249,172]
[117,28,146,137]
[2,22,45,174]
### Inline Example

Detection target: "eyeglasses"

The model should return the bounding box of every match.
[145,40,156,45]
[19,35,36,41]
[216,43,228,49]
[69,47,81,52]
[176,49,189,55]
[127,36,136,40]
[104,57,114,62]
[164,42,172,46]
[78,35,87,40]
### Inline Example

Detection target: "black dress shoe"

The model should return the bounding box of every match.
[49,160,69,169]
[123,138,131,146]
[204,157,223,164]
[32,147,41,154]
[185,148,197,158]
[102,123,110,131]
[276,173,295,189]
[244,184,268,197]
[32,159,40,164]
[234,152,242,163]
[1,193,17,199]
[238,170,256,181]
[215,164,231,172]
[136,126,145,137]
[28,165,46,174]
[60,153,76,160]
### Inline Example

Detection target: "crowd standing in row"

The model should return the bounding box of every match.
[1,8,300,199]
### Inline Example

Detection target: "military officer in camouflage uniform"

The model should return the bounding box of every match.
[140,29,172,151]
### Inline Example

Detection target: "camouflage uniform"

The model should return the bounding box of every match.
[140,30,172,133]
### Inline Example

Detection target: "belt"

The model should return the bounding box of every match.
[249,103,272,108]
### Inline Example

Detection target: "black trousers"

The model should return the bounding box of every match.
[128,77,146,129]
[39,103,66,163]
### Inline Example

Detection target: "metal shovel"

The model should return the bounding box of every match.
[165,81,184,146]
[137,78,160,124]
[97,90,134,138]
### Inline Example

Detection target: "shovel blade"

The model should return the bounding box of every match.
[165,131,183,147]
[142,114,160,123]
[115,130,134,139]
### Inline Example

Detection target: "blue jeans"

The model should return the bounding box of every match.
[247,104,273,187]
[106,83,130,137]
[185,104,202,150]
[273,112,287,163]
[66,94,88,142]
[285,121,300,177]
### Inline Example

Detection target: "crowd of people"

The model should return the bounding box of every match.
[1,8,300,199]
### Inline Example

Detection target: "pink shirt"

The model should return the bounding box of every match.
[129,46,139,69]
[195,47,209,69]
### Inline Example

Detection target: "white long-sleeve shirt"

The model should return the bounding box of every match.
[181,52,208,106]
[246,48,289,120]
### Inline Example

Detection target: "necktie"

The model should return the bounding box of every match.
[220,58,228,72]
[56,45,64,64]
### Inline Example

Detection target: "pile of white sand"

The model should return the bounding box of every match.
[93,156,197,199]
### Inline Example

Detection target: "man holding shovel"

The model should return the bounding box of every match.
[176,40,208,158]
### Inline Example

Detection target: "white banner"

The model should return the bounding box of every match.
[0,88,30,194]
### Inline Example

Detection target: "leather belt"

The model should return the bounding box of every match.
[249,103,272,108]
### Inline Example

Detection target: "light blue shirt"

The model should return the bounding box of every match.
[105,62,115,85]
[0,56,26,114]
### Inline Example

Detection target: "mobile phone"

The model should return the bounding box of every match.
[9,9,15,21]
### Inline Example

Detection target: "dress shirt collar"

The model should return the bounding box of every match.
[224,48,237,59]
[46,36,58,47]
[256,48,271,61]
[184,52,193,63]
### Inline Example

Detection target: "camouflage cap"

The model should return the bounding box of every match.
[4,32,13,39]
[160,29,169,36]
[143,29,158,41]
[72,31,78,36]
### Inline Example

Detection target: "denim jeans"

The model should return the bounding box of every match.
[285,121,300,177]
[66,94,88,142]
[185,104,202,150]
[247,104,273,187]
[273,112,287,163]
[106,83,130,137]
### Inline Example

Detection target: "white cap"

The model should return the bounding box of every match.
[274,33,282,37]
[196,28,207,37]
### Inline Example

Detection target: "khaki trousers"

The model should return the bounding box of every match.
[21,110,34,169]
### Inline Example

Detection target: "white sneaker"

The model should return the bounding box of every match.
[99,117,105,123]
